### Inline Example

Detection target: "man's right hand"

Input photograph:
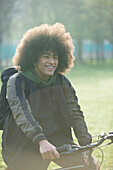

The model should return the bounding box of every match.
[39,139,60,160]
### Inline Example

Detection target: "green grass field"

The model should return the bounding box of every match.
[0,63,113,170]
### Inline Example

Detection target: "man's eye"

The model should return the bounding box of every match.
[44,55,49,58]
[54,56,58,59]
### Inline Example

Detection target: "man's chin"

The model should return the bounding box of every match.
[47,71,55,76]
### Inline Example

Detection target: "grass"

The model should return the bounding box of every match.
[0,63,113,170]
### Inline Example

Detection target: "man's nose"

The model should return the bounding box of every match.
[49,57,55,63]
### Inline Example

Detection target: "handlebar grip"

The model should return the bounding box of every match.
[107,133,113,142]
[109,131,113,134]
[56,144,71,153]
[56,144,81,155]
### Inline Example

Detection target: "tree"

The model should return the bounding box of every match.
[0,0,17,68]
[1,0,113,65]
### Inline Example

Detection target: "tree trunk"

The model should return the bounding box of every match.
[112,44,113,59]
[95,39,100,64]
[89,41,95,64]
[100,41,105,64]
[77,37,83,63]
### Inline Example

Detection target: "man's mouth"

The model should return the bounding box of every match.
[45,65,55,69]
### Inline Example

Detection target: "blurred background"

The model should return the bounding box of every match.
[0,1,113,169]
[0,0,113,68]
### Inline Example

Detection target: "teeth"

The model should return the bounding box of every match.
[46,65,55,68]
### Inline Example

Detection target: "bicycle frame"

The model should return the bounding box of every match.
[54,165,84,170]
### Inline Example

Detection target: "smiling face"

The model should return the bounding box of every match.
[34,51,58,81]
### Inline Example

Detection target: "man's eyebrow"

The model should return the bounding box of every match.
[42,52,50,55]
[41,52,58,56]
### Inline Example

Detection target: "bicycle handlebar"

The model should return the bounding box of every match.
[56,132,113,155]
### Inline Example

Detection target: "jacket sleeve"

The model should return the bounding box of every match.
[6,74,46,144]
[62,76,92,146]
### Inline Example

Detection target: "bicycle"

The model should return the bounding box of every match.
[53,132,113,170]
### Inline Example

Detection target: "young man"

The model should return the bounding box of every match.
[2,23,99,170]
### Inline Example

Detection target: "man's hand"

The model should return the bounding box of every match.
[39,139,60,160]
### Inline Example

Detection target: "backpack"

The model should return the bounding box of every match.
[0,68,18,130]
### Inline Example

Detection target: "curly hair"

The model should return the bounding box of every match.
[13,23,75,73]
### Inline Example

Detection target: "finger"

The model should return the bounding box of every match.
[41,151,49,160]
[54,150,60,159]
[49,151,56,160]
[42,150,60,160]
[41,152,46,159]
[45,151,51,159]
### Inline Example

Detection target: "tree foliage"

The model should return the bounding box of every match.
[0,0,113,64]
